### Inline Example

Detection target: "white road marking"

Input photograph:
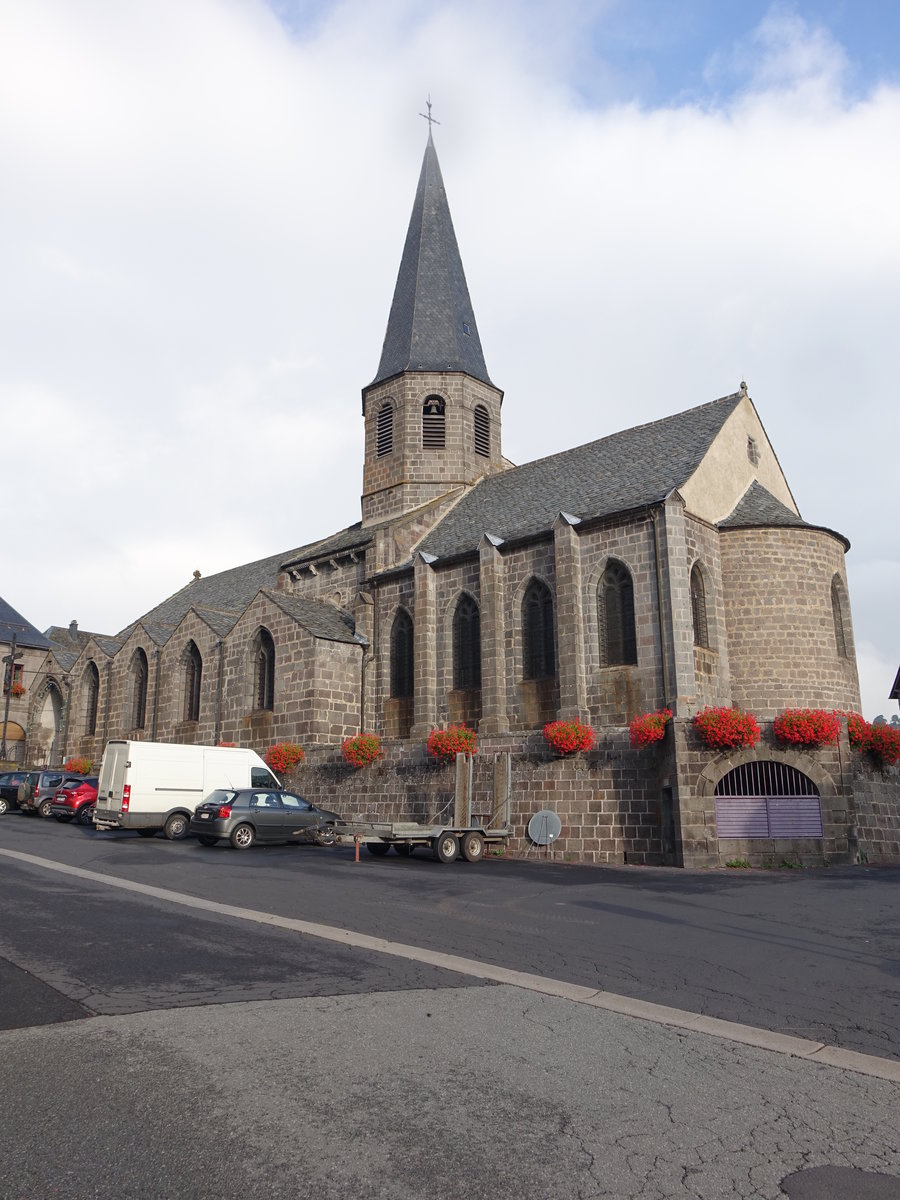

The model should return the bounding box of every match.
[3,846,898,1083]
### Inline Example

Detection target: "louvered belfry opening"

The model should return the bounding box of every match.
[422,395,446,449]
[453,594,481,690]
[474,405,490,457]
[715,762,823,839]
[376,403,393,457]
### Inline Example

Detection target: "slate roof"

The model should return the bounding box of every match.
[368,132,493,392]
[280,524,373,570]
[718,481,807,529]
[0,597,51,651]
[50,650,80,672]
[262,591,362,644]
[718,480,849,549]
[418,392,746,559]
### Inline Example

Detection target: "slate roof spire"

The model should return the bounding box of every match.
[370,130,493,388]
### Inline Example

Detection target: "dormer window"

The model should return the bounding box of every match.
[422,395,446,449]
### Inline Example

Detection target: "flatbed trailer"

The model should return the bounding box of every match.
[338,820,509,863]
[338,751,512,864]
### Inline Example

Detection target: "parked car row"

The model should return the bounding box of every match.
[1,765,343,852]
[0,769,99,822]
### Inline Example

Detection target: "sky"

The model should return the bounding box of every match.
[1,0,898,718]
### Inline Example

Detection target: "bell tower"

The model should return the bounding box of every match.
[361,129,504,527]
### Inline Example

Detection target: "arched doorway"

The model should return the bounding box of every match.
[714,761,823,839]
[34,684,64,765]
[0,720,25,765]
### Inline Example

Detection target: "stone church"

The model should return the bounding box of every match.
[20,131,897,867]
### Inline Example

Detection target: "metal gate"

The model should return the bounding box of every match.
[714,761,823,839]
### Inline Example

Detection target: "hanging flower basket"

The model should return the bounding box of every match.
[629,709,673,748]
[426,725,477,764]
[342,732,383,769]
[692,706,760,750]
[846,713,900,766]
[543,719,594,755]
[63,756,93,774]
[773,709,841,748]
[264,742,306,775]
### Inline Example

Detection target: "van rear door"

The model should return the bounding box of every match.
[97,742,129,817]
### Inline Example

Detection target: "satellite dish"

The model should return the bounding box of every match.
[528,809,562,846]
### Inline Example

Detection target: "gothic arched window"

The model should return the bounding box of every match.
[377,403,393,457]
[83,661,99,736]
[522,579,556,680]
[599,561,637,666]
[690,563,709,649]
[422,395,446,449]
[253,628,275,711]
[184,640,203,722]
[453,594,481,690]
[831,576,849,658]
[390,609,414,698]
[131,648,148,730]
[474,405,490,457]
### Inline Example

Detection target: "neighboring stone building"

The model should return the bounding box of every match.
[25,132,897,866]
[1,597,53,765]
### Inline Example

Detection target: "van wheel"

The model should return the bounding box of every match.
[230,824,255,850]
[164,813,189,841]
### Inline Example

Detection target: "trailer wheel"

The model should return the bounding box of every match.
[230,823,255,850]
[164,812,189,840]
[197,835,218,847]
[460,832,485,863]
[367,841,391,857]
[433,833,459,864]
[393,843,413,857]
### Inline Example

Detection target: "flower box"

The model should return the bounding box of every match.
[342,732,383,769]
[773,709,841,748]
[543,719,594,755]
[63,756,93,774]
[692,706,760,750]
[426,725,477,763]
[264,742,306,775]
[7,682,25,698]
[629,709,673,748]
[846,713,900,766]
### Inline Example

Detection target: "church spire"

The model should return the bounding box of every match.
[370,130,492,388]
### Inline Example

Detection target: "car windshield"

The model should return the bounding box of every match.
[204,789,238,806]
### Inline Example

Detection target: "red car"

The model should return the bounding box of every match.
[49,777,99,826]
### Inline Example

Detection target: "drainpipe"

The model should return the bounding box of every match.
[650,506,672,709]
[214,639,224,744]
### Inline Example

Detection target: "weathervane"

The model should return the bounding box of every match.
[419,95,440,131]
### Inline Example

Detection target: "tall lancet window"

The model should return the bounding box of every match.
[422,395,446,449]
[390,609,414,699]
[453,594,481,690]
[522,579,556,680]
[83,661,99,736]
[131,648,148,730]
[184,640,203,722]
[253,628,275,711]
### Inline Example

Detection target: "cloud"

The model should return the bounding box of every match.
[1,0,897,717]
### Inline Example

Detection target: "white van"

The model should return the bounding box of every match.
[94,740,279,840]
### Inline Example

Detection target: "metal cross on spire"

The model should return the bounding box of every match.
[419,95,440,132]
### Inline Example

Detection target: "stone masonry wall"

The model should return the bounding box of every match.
[286,730,672,866]
[852,760,900,863]
[720,526,861,717]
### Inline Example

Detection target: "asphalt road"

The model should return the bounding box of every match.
[1,812,897,1058]
[1,812,899,1200]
